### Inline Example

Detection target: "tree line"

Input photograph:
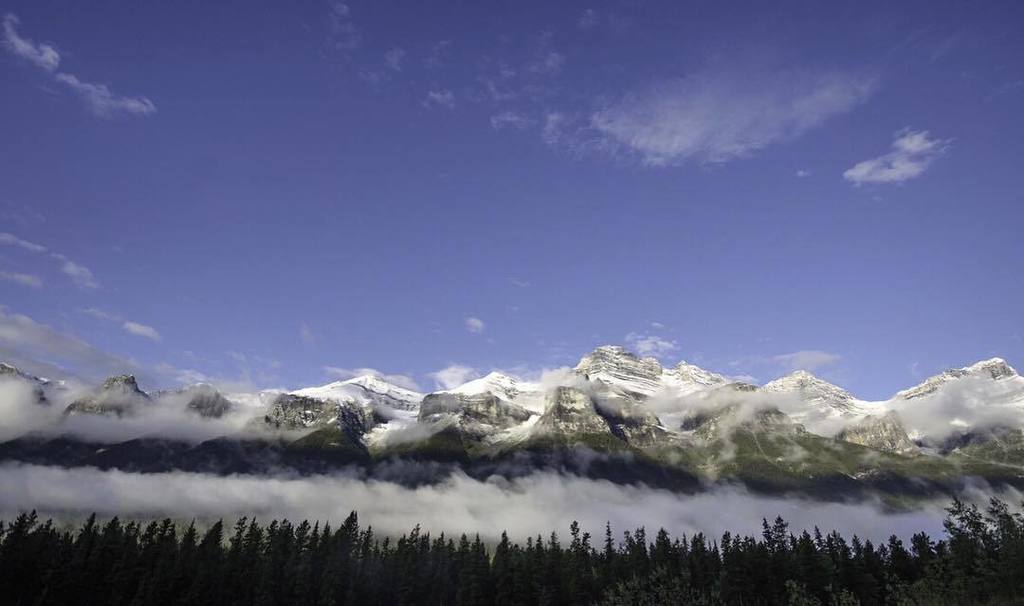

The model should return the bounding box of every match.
[1,498,1023,605]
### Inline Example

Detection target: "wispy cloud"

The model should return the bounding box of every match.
[624,332,679,358]
[430,364,480,390]
[423,89,456,110]
[464,316,485,334]
[0,232,47,254]
[83,308,161,342]
[53,73,156,118]
[1,14,59,71]
[796,169,811,178]
[0,270,42,288]
[490,111,534,131]
[323,366,422,391]
[771,350,842,372]
[122,321,161,342]
[326,2,361,53]
[0,307,138,381]
[584,66,876,166]
[54,255,98,289]
[0,232,98,289]
[843,129,951,185]
[2,14,156,118]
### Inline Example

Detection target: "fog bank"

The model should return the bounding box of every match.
[0,463,998,543]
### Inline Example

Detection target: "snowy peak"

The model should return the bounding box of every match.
[895,358,1020,401]
[443,372,535,402]
[574,345,664,396]
[966,358,1017,380]
[291,374,423,413]
[761,371,857,411]
[665,361,728,390]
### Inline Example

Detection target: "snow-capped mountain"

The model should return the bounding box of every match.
[291,374,423,414]
[3,348,1024,498]
[893,358,1021,401]
[574,345,665,396]
[762,370,860,413]
[439,371,538,402]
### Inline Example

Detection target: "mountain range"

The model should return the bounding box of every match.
[2,346,1023,501]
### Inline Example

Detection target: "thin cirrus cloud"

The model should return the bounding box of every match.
[771,350,842,372]
[0,232,98,289]
[843,129,951,185]
[583,67,877,166]
[0,270,42,288]
[83,308,162,342]
[1,13,156,118]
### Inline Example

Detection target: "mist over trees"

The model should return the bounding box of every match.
[2,499,1023,605]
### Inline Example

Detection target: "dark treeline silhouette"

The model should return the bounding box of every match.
[2,499,1023,605]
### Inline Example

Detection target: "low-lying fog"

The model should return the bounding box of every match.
[2,462,1016,543]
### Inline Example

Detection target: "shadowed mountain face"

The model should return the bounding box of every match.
[2,348,1023,499]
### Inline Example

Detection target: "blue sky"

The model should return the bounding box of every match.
[1,0,1022,398]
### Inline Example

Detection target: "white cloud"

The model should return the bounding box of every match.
[796,169,811,178]
[83,308,161,342]
[423,89,456,110]
[587,67,876,166]
[384,47,405,72]
[323,366,422,392]
[55,255,98,289]
[0,307,138,381]
[0,232,98,289]
[430,364,479,389]
[1,14,59,71]
[771,350,842,372]
[843,129,950,185]
[508,277,531,288]
[2,14,156,118]
[0,270,42,288]
[464,316,485,334]
[490,111,534,130]
[54,73,156,118]
[625,332,678,358]
[122,321,161,342]
[0,232,47,253]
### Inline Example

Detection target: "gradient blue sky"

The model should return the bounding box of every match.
[1,0,1022,398]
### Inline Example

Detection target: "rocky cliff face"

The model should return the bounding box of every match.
[535,387,612,437]
[65,374,150,417]
[682,404,802,441]
[182,385,234,418]
[260,393,376,436]
[419,392,533,434]
[575,346,665,396]
[836,412,917,454]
